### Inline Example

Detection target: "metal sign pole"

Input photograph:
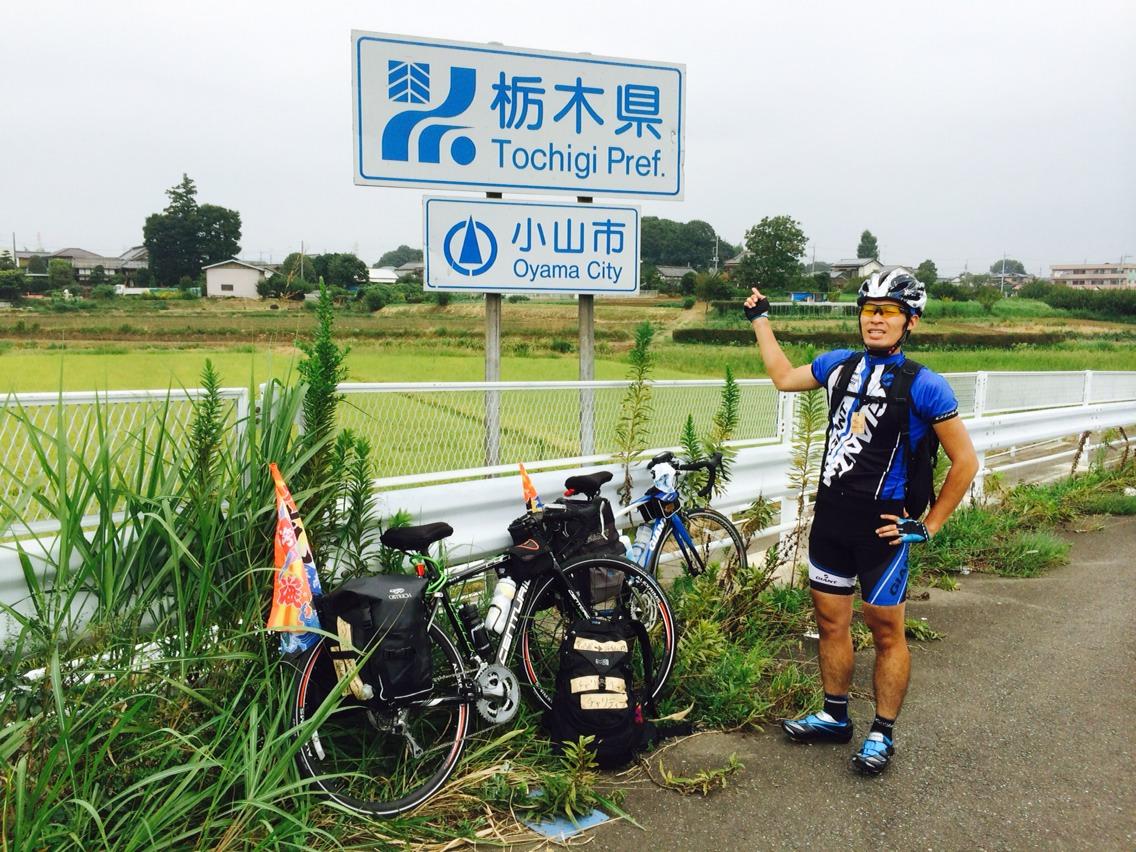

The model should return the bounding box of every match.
[578,196,595,456]
[485,191,502,466]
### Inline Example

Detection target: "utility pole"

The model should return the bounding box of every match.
[300,240,305,281]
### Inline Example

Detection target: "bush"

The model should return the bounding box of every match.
[672,328,1071,348]
[0,284,21,302]
[683,297,696,309]
[549,338,574,353]
[91,284,117,300]
[434,291,451,308]
[363,287,387,312]
[507,294,530,303]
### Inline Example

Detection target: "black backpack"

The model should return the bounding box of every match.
[316,575,432,706]
[827,353,941,518]
[544,616,657,769]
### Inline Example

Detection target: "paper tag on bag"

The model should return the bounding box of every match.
[851,410,867,434]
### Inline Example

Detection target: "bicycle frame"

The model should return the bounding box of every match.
[612,501,703,572]
[399,547,593,709]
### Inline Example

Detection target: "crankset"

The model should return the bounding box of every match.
[474,664,521,725]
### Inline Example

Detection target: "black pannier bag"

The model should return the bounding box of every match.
[317,575,432,706]
[543,497,625,562]
[544,616,656,769]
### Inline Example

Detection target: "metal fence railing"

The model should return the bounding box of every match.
[3,371,1136,504]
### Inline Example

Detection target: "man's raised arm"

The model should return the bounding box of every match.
[744,287,821,392]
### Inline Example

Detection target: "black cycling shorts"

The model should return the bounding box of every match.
[807,491,909,606]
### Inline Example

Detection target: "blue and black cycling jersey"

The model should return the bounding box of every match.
[811,349,959,501]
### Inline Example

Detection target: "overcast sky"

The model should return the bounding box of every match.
[2,0,1132,276]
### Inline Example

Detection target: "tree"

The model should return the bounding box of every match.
[27,255,47,275]
[143,174,241,284]
[280,252,320,286]
[323,253,369,288]
[915,259,939,286]
[376,245,422,269]
[975,285,1002,313]
[0,250,14,270]
[736,215,808,293]
[857,230,879,259]
[0,269,25,299]
[640,216,731,269]
[990,258,1026,275]
[197,204,241,268]
[694,271,732,304]
[90,264,108,284]
[48,258,74,290]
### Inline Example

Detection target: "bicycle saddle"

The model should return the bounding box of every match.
[380,522,454,553]
[563,470,613,498]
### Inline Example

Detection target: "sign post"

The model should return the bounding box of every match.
[353,31,685,464]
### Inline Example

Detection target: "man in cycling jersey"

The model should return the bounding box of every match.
[744,269,978,775]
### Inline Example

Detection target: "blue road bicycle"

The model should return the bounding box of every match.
[613,451,749,588]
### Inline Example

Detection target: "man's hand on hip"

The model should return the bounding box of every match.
[876,514,931,545]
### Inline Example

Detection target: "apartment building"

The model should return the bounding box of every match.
[1050,262,1136,289]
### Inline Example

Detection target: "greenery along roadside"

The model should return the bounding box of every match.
[2,283,1135,847]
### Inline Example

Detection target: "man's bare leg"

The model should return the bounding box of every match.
[861,600,910,718]
[812,589,854,696]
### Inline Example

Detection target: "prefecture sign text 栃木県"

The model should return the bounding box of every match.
[354,31,684,198]
[423,197,640,294]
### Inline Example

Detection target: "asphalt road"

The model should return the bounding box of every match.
[579,515,1136,851]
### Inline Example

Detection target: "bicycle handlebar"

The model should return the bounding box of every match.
[676,451,722,498]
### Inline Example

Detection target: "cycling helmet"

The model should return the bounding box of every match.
[857,268,927,316]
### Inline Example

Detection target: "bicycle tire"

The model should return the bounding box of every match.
[293,621,472,817]
[517,555,677,712]
[650,506,748,587]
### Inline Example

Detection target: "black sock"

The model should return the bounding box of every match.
[823,693,849,722]
[870,715,895,739]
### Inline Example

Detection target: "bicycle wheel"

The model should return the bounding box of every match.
[293,622,472,817]
[650,506,747,587]
[517,555,677,712]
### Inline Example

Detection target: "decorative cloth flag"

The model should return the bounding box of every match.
[266,463,323,654]
[519,463,543,511]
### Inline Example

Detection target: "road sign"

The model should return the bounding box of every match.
[423,197,640,294]
[354,31,684,198]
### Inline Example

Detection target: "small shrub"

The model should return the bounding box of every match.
[549,338,573,353]
[683,297,696,309]
[507,294,530,303]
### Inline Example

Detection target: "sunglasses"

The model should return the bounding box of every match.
[859,303,907,318]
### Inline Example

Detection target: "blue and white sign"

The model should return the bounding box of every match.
[354,31,684,198]
[424,197,640,294]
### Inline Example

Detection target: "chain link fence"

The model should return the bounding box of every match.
[336,380,782,481]
[5,372,1136,515]
[0,390,247,523]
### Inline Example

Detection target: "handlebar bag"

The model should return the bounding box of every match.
[317,575,432,706]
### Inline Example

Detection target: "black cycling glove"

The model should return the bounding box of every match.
[744,296,771,322]
[895,518,930,544]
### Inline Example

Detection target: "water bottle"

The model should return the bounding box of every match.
[618,533,632,558]
[628,524,653,567]
[459,602,492,659]
[484,576,517,634]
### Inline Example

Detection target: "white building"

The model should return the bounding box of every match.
[830,258,884,281]
[1050,262,1136,290]
[368,266,399,284]
[203,259,277,299]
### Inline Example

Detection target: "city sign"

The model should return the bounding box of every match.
[423,196,640,294]
[353,31,684,198]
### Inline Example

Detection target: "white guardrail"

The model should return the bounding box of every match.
[3,371,1136,640]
